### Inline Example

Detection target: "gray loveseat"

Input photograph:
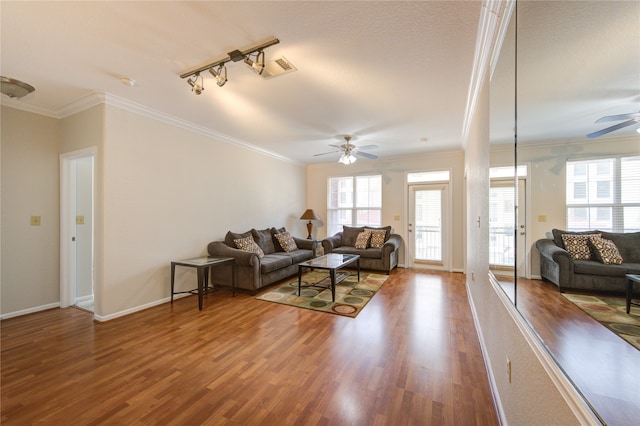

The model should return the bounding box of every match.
[536,229,640,294]
[322,225,402,273]
[207,227,317,292]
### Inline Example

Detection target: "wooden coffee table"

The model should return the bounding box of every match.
[297,253,360,302]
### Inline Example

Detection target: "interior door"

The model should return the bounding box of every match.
[489,178,526,276]
[408,183,449,270]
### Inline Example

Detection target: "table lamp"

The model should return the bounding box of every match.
[300,209,320,239]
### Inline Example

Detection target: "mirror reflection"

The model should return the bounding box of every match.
[491,1,640,424]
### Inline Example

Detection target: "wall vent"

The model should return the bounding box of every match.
[261,56,297,79]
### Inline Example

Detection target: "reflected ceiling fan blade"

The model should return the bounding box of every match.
[328,144,344,149]
[313,150,340,156]
[595,111,640,123]
[355,151,378,159]
[354,144,378,150]
[587,118,639,138]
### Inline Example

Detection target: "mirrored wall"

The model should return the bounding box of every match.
[490,1,640,424]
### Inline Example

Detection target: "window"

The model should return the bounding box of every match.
[327,175,381,236]
[566,156,640,232]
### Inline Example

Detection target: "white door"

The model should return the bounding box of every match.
[489,178,526,276]
[408,184,450,270]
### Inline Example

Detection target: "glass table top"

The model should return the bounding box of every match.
[298,253,359,269]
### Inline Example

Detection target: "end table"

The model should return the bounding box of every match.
[171,256,235,310]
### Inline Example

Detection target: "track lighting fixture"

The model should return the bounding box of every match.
[243,50,265,75]
[187,73,204,95]
[209,64,227,87]
[180,37,280,95]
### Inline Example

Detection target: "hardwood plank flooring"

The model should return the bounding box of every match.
[1,269,498,425]
[502,277,640,426]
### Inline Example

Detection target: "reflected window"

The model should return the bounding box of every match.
[566,156,640,232]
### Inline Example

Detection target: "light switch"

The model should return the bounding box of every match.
[394,215,400,221]
[538,215,547,222]
[31,216,41,226]
[76,215,85,225]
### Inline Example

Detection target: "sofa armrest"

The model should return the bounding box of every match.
[382,234,402,254]
[293,237,316,251]
[535,238,572,264]
[207,241,258,267]
[322,232,343,253]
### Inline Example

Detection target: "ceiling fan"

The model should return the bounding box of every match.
[314,135,378,164]
[587,110,640,138]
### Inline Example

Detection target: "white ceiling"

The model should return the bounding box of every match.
[1,1,639,165]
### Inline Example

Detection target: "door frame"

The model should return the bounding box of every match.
[60,147,96,309]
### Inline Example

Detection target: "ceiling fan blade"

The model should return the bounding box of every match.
[587,119,639,138]
[328,144,344,149]
[355,144,378,150]
[355,151,378,159]
[595,112,640,123]
[313,150,340,156]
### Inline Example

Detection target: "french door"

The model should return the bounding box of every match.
[408,184,450,270]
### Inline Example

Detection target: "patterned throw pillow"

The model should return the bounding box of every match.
[561,233,600,260]
[367,229,387,248]
[589,236,623,265]
[274,231,298,253]
[234,236,264,258]
[354,231,371,249]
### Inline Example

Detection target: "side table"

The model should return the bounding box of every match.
[171,256,235,310]
[626,274,640,314]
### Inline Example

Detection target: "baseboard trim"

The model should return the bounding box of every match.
[1,302,60,320]
[93,294,190,322]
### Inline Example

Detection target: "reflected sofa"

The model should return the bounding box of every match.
[321,225,402,273]
[536,229,640,294]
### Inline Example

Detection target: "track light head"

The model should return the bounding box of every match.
[187,73,204,95]
[209,64,227,87]
[244,50,265,75]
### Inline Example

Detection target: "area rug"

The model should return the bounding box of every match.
[256,271,388,318]
[562,293,640,351]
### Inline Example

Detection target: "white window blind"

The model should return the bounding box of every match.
[566,156,640,232]
[327,175,381,236]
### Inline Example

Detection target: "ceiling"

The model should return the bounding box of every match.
[1,1,638,165]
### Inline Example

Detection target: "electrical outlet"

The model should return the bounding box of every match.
[506,358,512,383]
[471,271,475,281]
[31,216,41,226]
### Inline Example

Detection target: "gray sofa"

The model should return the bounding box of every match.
[322,225,402,273]
[207,227,317,292]
[536,229,640,294]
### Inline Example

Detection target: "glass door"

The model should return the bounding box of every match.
[408,184,449,269]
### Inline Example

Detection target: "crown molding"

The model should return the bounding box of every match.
[0,97,60,118]
[3,91,302,166]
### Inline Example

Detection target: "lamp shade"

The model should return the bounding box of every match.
[300,209,320,221]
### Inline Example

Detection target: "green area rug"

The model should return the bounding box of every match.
[562,293,640,351]
[256,271,388,318]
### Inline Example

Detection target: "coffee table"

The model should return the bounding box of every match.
[297,253,360,301]
[626,274,640,314]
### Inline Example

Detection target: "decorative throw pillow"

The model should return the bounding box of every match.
[588,236,623,265]
[561,233,600,260]
[367,229,387,248]
[234,236,264,258]
[274,231,298,253]
[354,231,371,249]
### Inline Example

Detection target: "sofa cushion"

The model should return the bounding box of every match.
[588,236,623,265]
[601,231,640,263]
[251,228,277,254]
[355,231,372,249]
[367,229,387,248]
[274,249,312,264]
[574,260,627,277]
[225,230,252,248]
[365,226,392,242]
[260,254,292,273]
[333,246,382,259]
[561,233,601,260]
[342,226,365,247]
[552,229,602,249]
[274,231,298,252]
[624,263,640,274]
[234,236,265,258]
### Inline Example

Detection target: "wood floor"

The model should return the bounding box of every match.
[1,269,499,425]
[501,277,640,426]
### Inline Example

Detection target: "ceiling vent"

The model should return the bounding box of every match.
[261,56,297,79]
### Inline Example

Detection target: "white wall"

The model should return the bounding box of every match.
[306,151,466,271]
[1,106,61,315]
[99,105,307,318]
